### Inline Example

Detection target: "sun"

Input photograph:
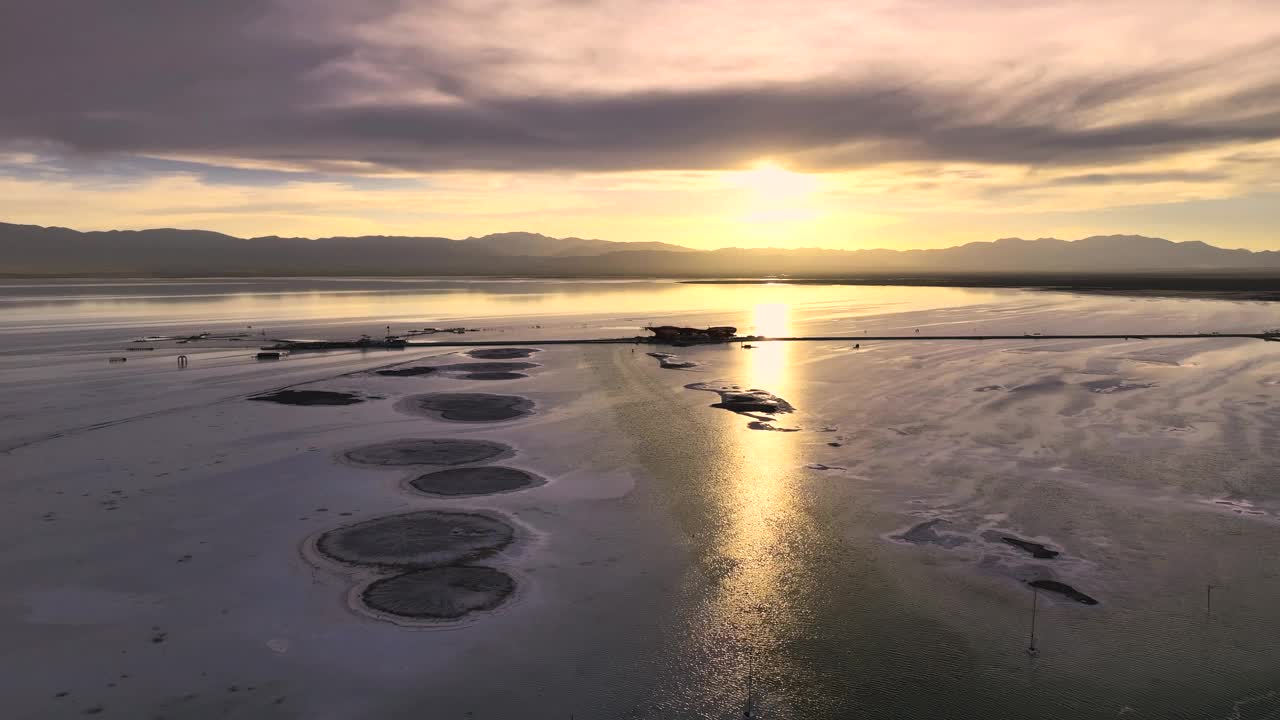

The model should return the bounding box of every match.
[734,161,818,198]
[731,161,820,224]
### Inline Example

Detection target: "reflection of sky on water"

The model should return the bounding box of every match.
[745,302,791,388]
[651,292,1280,717]
[7,278,1280,717]
[0,278,1011,335]
[721,302,798,628]
[8,278,1278,351]
[676,300,809,713]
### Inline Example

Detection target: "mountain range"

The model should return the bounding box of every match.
[2,221,1278,277]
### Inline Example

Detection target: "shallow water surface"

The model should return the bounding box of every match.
[3,279,1280,719]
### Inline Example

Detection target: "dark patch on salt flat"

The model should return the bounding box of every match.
[1212,498,1268,516]
[1122,356,1182,367]
[1030,579,1099,605]
[1001,535,1060,559]
[316,511,514,568]
[748,421,800,432]
[1008,378,1067,394]
[396,392,535,422]
[687,381,796,431]
[436,362,539,373]
[715,394,792,415]
[700,386,793,416]
[249,390,363,406]
[467,348,540,359]
[892,519,969,548]
[344,438,510,466]
[361,566,514,620]
[1082,378,1157,394]
[375,366,437,377]
[462,372,527,380]
[433,361,538,380]
[409,466,545,497]
[647,352,698,369]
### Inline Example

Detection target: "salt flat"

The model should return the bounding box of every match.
[2,278,1280,719]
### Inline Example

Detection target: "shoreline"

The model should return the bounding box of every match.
[681,275,1280,302]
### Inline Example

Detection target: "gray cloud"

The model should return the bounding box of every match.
[2,1,1280,174]
[1046,171,1228,186]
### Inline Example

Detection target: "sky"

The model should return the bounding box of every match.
[1,0,1278,250]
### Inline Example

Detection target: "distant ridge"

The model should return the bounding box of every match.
[2,222,1278,277]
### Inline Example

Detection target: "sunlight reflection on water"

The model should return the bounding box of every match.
[685,301,807,714]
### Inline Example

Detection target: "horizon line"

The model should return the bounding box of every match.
[3,219,1263,255]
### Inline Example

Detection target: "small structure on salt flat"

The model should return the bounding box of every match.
[644,325,738,345]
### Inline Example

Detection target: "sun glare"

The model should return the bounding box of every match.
[735,161,818,198]
[732,161,820,225]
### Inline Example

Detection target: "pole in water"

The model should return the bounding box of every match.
[1026,585,1040,657]
[741,649,758,719]
[1206,584,1215,616]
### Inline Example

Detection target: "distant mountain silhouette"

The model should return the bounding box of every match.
[458,231,694,257]
[2,222,1277,277]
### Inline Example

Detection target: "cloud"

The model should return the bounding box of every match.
[1045,171,1228,186]
[1,0,1279,174]
[1,0,1278,250]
